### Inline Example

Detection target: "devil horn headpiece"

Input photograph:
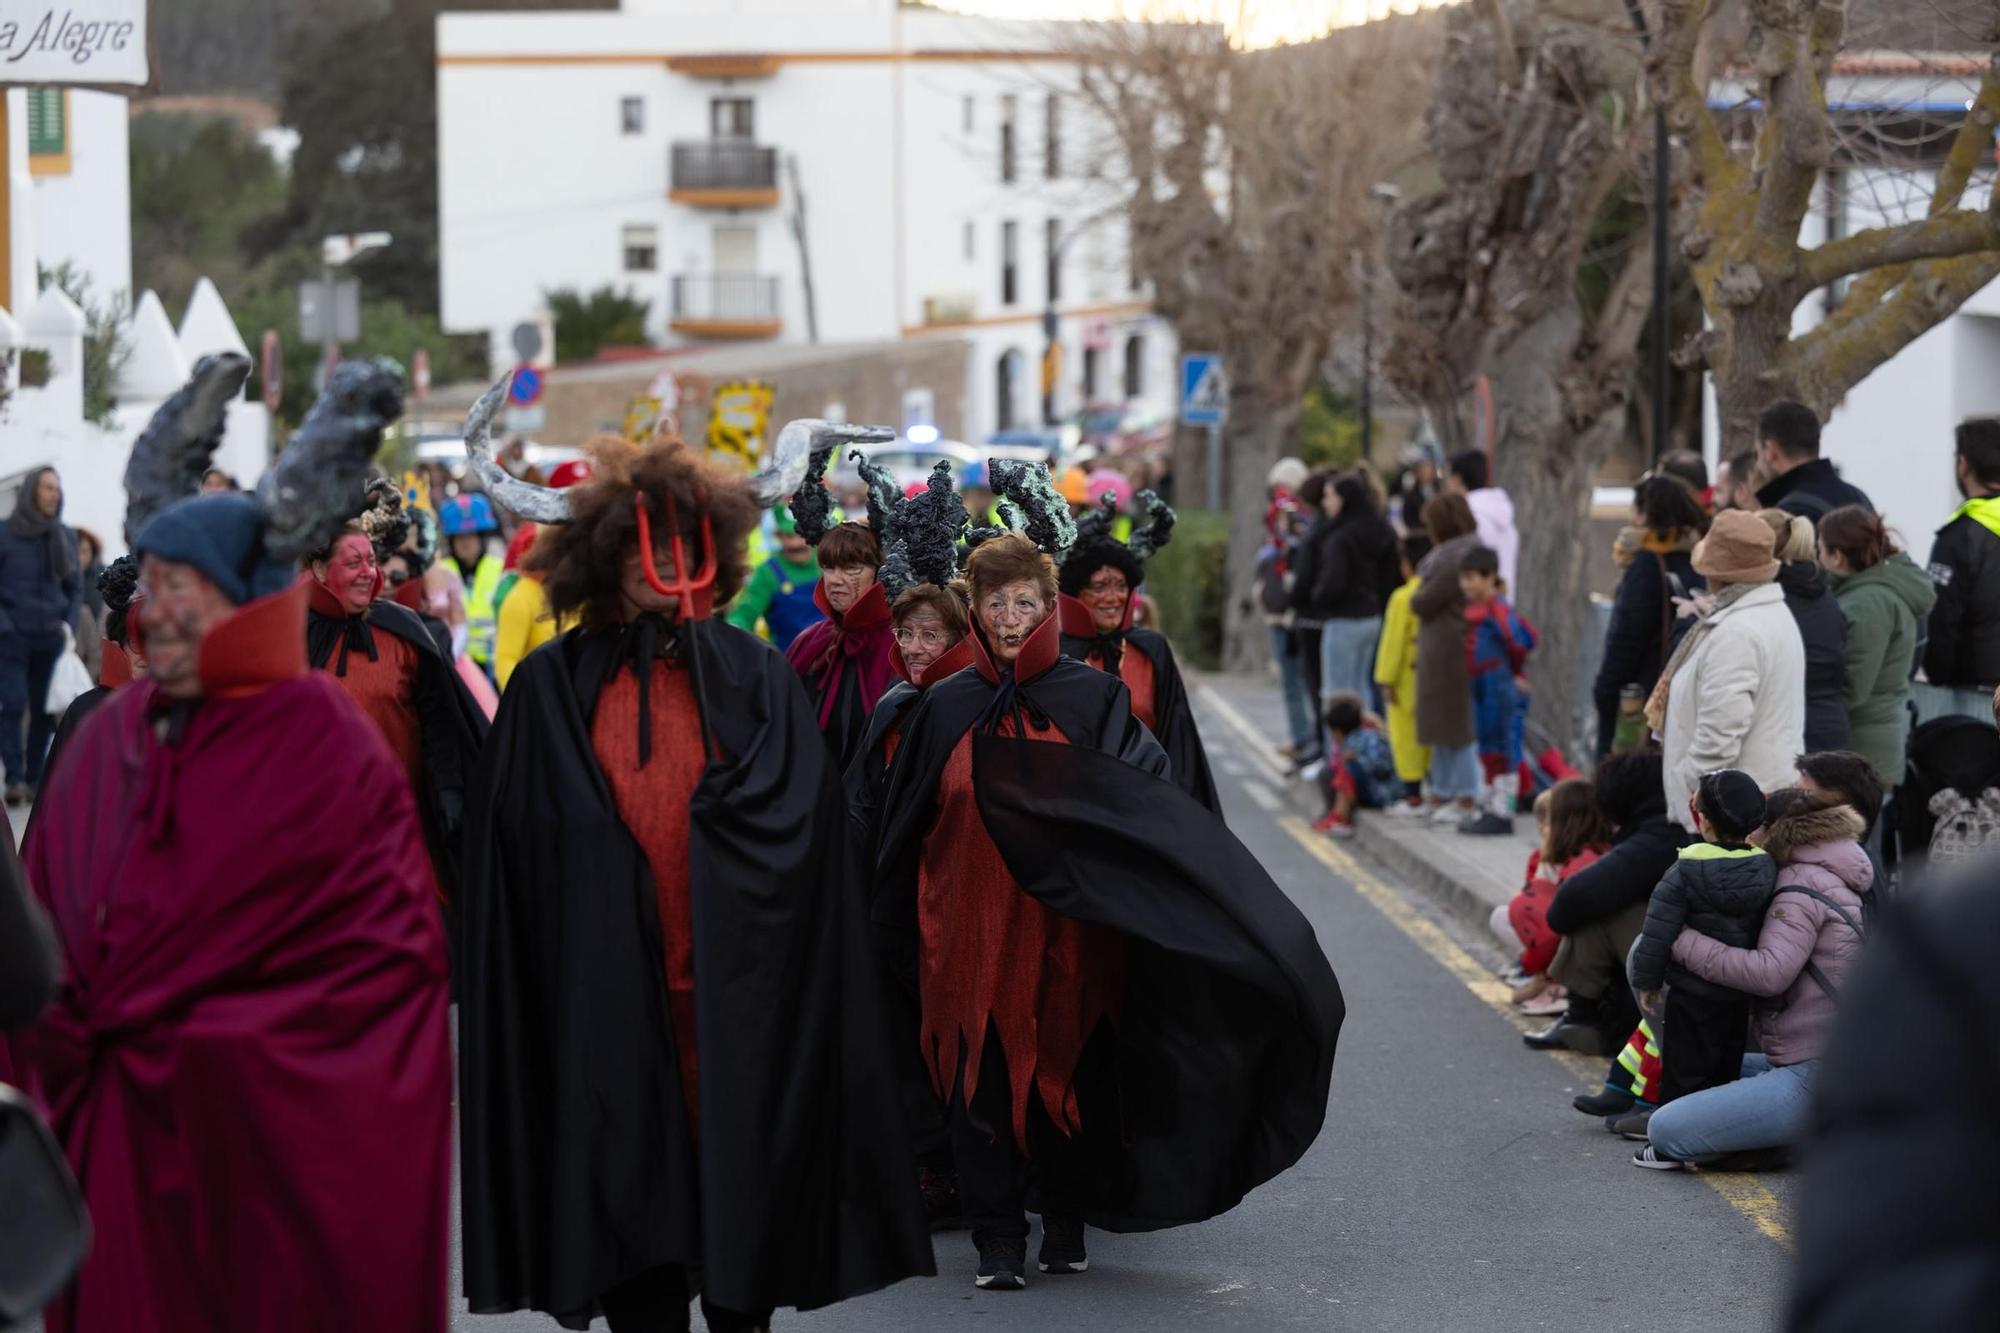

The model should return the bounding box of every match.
[358,477,410,562]
[1071,492,1119,549]
[1127,488,1178,563]
[987,459,1078,557]
[855,452,902,538]
[257,358,406,563]
[788,440,839,546]
[463,369,894,527]
[866,458,968,600]
[121,351,252,547]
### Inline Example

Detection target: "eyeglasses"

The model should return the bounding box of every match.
[894,627,951,649]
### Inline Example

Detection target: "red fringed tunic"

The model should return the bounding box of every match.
[308,582,424,788]
[916,616,1123,1150]
[590,661,707,1128]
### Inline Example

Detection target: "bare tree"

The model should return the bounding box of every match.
[1653,0,2000,440]
[1384,0,1655,747]
[1077,11,1442,669]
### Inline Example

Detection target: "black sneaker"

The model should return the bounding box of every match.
[974,1235,1027,1290]
[1572,1088,1637,1118]
[1038,1214,1089,1275]
[1607,1107,1655,1141]
[1632,1144,1684,1171]
[1457,812,1515,837]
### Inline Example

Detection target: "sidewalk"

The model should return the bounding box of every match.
[1196,670,1535,933]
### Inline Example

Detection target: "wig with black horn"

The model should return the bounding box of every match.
[857,457,967,601]
[1059,487,1177,599]
[988,458,1078,557]
[121,350,252,547]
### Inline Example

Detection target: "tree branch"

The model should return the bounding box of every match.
[1745,0,1837,252]
[1793,250,2000,407]
[1653,0,1741,189]
[1801,209,2000,289]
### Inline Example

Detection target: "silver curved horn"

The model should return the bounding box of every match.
[463,371,573,524]
[752,419,896,507]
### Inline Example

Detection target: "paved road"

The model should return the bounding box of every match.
[450,689,1795,1333]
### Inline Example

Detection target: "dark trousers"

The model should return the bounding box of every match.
[0,631,63,786]
[950,1035,1091,1244]
[599,1265,770,1333]
[1658,988,1750,1106]
[1293,625,1324,751]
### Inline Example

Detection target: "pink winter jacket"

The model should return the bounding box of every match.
[1671,802,1871,1067]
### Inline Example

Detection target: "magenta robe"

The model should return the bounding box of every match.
[12,586,452,1333]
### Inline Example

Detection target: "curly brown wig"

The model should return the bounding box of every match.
[891,581,970,640]
[964,531,1058,611]
[524,433,761,631]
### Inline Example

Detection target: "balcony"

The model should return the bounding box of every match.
[671,273,781,339]
[670,141,780,208]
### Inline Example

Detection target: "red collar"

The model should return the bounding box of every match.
[968,609,1063,685]
[99,645,134,689]
[199,583,309,700]
[305,569,382,619]
[814,577,891,632]
[1057,591,1135,638]
[389,578,426,614]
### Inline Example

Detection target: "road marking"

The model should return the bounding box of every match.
[1242,780,1283,814]
[1276,813,1794,1251]
[1194,685,1290,787]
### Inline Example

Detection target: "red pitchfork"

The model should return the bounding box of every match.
[632,489,716,620]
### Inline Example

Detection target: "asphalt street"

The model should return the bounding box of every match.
[446,688,1796,1333]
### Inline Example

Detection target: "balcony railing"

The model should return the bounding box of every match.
[671,273,781,337]
[670,141,779,205]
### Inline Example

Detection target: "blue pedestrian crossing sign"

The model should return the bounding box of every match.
[1180,353,1226,426]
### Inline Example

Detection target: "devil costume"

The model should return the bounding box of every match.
[873,467,1343,1266]
[10,358,452,1333]
[454,390,928,1329]
[305,487,488,908]
[1057,491,1220,812]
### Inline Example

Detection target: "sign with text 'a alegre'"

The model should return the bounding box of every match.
[0,1,151,89]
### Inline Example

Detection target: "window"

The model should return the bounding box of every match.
[1045,218,1062,304]
[26,88,68,175]
[1001,221,1019,306]
[1123,334,1146,399]
[962,95,975,135]
[1083,345,1102,401]
[623,224,658,273]
[711,97,754,140]
[963,221,975,262]
[619,96,644,135]
[1044,93,1061,178]
[996,351,1021,431]
[999,94,1017,184]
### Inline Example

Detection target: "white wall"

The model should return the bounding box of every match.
[31,90,131,305]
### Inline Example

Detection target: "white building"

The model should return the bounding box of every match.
[436,0,1178,444]
[1706,51,2000,545]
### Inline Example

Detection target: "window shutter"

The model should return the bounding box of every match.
[27,88,67,159]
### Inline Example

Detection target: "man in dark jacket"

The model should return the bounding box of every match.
[1754,400,1873,521]
[1786,864,2000,1332]
[1626,770,1777,1109]
[1530,751,1689,1055]
[1921,418,2000,720]
[0,466,81,803]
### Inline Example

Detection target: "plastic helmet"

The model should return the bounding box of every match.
[440,492,499,536]
[959,459,989,491]
[546,459,593,490]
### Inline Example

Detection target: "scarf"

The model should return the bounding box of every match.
[1611,525,1698,570]
[1643,580,1761,734]
[8,471,75,586]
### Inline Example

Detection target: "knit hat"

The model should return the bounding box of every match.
[1267,457,1308,493]
[1696,768,1767,840]
[1691,509,1780,584]
[135,493,278,606]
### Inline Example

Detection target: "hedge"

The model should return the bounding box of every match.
[1146,507,1228,672]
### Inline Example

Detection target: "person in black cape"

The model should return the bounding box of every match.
[873,513,1344,1291]
[1054,488,1220,811]
[458,410,933,1333]
[304,478,488,910]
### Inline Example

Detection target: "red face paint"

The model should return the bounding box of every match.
[319,533,381,614]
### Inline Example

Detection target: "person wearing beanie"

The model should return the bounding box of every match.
[1623,769,1778,1157]
[1653,508,1808,833]
[12,360,453,1332]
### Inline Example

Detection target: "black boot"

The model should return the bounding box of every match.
[1572,1087,1637,1117]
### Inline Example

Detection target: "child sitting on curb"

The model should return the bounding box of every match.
[1622,769,1776,1144]
[1315,693,1401,840]
[1458,547,1538,836]
[1375,533,1433,813]
[1492,779,1612,1016]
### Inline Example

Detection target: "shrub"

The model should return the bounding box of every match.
[1146,506,1227,671]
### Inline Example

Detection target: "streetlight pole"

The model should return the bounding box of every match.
[1620,0,1672,462]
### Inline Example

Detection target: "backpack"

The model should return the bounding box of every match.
[1775,884,1867,1003]
[1884,714,2000,888]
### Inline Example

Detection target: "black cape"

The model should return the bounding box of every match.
[875,631,1343,1231]
[307,598,489,903]
[461,622,933,1326]
[843,679,920,852]
[1060,622,1221,813]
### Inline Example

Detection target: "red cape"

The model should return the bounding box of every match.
[14,587,453,1333]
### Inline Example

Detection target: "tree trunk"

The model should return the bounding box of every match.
[1219,391,1299,674]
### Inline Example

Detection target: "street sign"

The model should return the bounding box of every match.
[508,365,544,407]
[298,279,359,344]
[0,2,152,87]
[259,329,283,412]
[505,406,547,434]
[511,321,545,362]
[1180,353,1226,426]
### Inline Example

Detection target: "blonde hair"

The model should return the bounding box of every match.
[1756,508,1817,564]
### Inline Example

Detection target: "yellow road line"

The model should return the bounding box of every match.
[1278,814,1793,1250]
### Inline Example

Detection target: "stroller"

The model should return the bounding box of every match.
[1884,713,2000,894]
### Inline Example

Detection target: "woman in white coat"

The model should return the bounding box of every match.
[1648,509,1807,831]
